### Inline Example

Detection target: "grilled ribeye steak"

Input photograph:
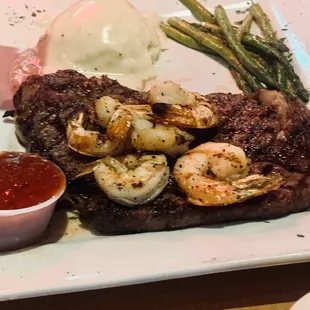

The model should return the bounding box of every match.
[69,164,310,234]
[12,70,310,234]
[210,91,310,173]
[13,70,149,179]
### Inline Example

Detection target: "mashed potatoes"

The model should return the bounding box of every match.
[36,0,163,89]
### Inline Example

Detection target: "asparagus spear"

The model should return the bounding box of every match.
[249,4,276,41]
[271,38,289,53]
[275,63,287,88]
[236,14,253,41]
[179,0,216,24]
[160,23,215,54]
[243,35,298,88]
[192,22,224,36]
[236,17,277,83]
[250,3,287,98]
[161,23,225,51]
[249,4,309,102]
[214,5,279,89]
[162,22,254,94]
[242,35,289,87]
[167,17,263,91]
[242,34,281,54]
[192,22,288,53]
[190,22,271,74]
[230,68,253,94]
[246,50,270,72]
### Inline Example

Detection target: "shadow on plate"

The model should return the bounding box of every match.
[2,117,14,124]
[201,218,276,230]
[39,209,69,245]
[0,45,19,110]
[0,209,69,256]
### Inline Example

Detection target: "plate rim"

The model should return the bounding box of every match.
[1,0,310,301]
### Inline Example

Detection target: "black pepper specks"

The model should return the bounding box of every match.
[6,6,45,27]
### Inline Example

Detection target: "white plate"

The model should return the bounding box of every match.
[291,293,310,310]
[1,0,310,302]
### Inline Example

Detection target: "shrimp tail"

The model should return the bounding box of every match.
[66,112,124,158]
[67,113,102,155]
[106,109,133,143]
[188,174,283,207]
[232,174,283,192]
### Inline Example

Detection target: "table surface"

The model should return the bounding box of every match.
[2,262,310,310]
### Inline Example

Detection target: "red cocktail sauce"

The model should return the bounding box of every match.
[0,152,66,211]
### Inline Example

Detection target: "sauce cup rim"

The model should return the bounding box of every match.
[0,184,66,216]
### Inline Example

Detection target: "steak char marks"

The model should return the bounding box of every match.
[12,70,310,234]
[13,70,149,179]
[210,91,310,173]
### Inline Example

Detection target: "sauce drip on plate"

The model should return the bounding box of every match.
[0,152,66,210]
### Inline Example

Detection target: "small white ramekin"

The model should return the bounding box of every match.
[0,163,66,252]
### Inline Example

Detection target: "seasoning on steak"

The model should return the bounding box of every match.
[66,164,310,234]
[13,70,149,179]
[211,90,310,173]
[10,70,310,235]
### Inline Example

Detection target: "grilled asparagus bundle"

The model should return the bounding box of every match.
[161,0,309,103]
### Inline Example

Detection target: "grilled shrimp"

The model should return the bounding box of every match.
[106,108,133,143]
[149,81,219,128]
[174,142,283,207]
[95,97,152,130]
[95,96,151,143]
[106,104,153,143]
[68,92,196,158]
[93,154,169,206]
[66,113,125,157]
[132,118,194,157]
[149,80,208,106]
[95,96,121,128]
[94,97,195,157]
